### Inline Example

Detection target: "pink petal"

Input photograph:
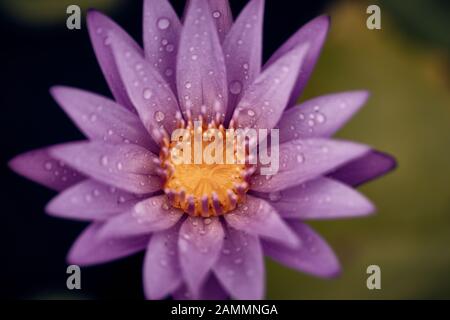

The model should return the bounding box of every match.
[99,195,183,238]
[86,10,142,111]
[109,32,179,142]
[224,196,299,248]
[50,86,157,152]
[207,0,233,42]
[9,148,84,191]
[278,91,370,143]
[178,216,224,296]
[253,177,374,219]
[67,222,149,266]
[232,44,309,131]
[143,0,181,93]
[213,226,264,299]
[46,179,145,221]
[263,221,341,278]
[143,224,183,299]
[177,0,228,123]
[329,150,397,187]
[49,141,160,194]
[250,138,370,192]
[223,0,264,122]
[265,15,330,107]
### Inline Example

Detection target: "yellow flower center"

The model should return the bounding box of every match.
[157,115,252,217]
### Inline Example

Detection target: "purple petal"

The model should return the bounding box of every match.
[143,0,181,93]
[278,91,370,143]
[173,274,228,300]
[50,86,158,152]
[213,227,264,299]
[250,138,370,192]
[46,179,145,221]
[109,32,179,141]
[265,15,330,107]
[9,148,84,191]
[253,177,374,219]
[223,0,264,122]
[99,195,183,238]
[49,141,160,194]
[232,44,309,131]
[143,224,183,300]
[224,196,299,248]
[86,10,142,111]
[207,0,233,42]
[67,222,149,266]
[328,150,397,187]
[177,0,228,122]
[263,221,341,278]
[178,216,224,296]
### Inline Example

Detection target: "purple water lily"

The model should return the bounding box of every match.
[9,0,395,300]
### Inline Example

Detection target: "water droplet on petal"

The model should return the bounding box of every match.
[154,111,165,122]
[247,109,255,117]
[229,80,242,95]
[100,155,108,166]
[157,17,170,30]
[143,88,153,100]
[44,161,53,171]
[212,10,221,18]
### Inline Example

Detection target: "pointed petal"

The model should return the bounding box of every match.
[224,196,299,248]
[143,0,181,93]
[177,0,228,122]
[67,222,149,266]
[278,91,370,142]
[50,86,157,152]
[99,195,183,238]
[143,224,183,300]
[110,32,180,141]
[254,177,374,219]
[232,44,309,131]
[328,150,397,187]
[178,216,224,296]
[86,10,142,111]
[49,141,160,194]
[46,179,145,221]
[223,0,264,122]
[265,15,330,107]
[213,227,264,299]
[250,138,370,192]
[208,0,233,42]
[9,148,84,191]
[263,221,341,278]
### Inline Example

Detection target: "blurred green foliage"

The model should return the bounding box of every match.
[267,1,450,299]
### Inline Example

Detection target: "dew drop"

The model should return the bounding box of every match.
[229,80,242,95]
[154,111,165,122]
[296,154,305,163]
[165,44,174,52]
[44,161,53,171]
[185,82,192,89]
[315,112,326,124]
[157,17,170,30]
[212,10,221,18]
[100,155,109,166]
[247,109,255,117]
[143,88,153,100]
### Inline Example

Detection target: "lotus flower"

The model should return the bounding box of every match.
[9,0,396,300]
